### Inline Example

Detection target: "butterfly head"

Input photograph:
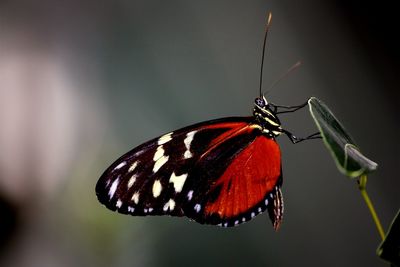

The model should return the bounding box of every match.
[253,96,282,137]
[255,95,269,108]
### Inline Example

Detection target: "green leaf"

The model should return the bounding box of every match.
[308,97,378,178]
[377,210,400,266]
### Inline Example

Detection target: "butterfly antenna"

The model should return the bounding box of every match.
[265,61,302,94]
[259,12,272,98]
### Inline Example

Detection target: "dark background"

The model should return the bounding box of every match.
[0,0,398,266]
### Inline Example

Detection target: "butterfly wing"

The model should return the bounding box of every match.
[182,134,283,229]
[96,117,283,228]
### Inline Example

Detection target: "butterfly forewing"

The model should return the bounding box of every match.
[96,117,283,227]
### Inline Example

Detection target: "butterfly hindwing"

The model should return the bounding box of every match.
[96,117,283,227]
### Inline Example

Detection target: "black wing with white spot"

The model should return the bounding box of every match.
[96,116,284,228]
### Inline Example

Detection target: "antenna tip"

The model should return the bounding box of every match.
[267,12,272,25]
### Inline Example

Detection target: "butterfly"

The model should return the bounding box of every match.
[95,13,319,229]
[95,94,319,229]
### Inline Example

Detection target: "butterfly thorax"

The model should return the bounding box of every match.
[253,97,283,138]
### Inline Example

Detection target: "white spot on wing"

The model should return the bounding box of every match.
[183,131,197,159]
[116,199,122,208]
[114,161,127,170]
[184,150,192,159]
[251,212,255,218]
[108,178,119,199]
[153,145,165,161]
[153,146,169,173]
[187,190,194,201]
[265,199,268,206]
[169,172,188,193]
[128,206,134,213]
[148,208,153,213]
[131,192,140,204]
[128,161,138,172]
[163,199,176,211]
[152,180,162,198]
[234,220,239,225]
[194,204,201,213]
[158,132,173,145]
[127,174,137,189]
[153,155,169,173]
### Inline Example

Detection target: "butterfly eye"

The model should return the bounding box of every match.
[255,97,266,108]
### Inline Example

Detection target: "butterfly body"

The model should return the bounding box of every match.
[96,97,285,229]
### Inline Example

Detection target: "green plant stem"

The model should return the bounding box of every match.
[358,175,385,240]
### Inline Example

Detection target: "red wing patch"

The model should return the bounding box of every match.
[204,134,282,226]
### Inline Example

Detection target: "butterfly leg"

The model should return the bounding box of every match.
[282,130,321,144]
[271,101,321,143]
[269,101,308,114]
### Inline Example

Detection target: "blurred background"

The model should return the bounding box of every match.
[0,0,399,266]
